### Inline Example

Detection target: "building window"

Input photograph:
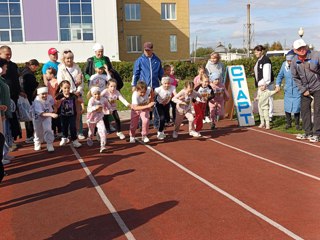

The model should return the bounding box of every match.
[161,3,176,20]
[125,3,140,21]
[170,35,177,52]
[58,0,93,41]
[0,0,23,42]
[127,35,141,53]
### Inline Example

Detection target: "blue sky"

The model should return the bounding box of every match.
[189,0,320,50]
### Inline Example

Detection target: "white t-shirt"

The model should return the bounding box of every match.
[32,95,54,121]
[89,73,109,92]
[132,87,152,106]
[154,85,176,105]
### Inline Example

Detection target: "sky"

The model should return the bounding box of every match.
[189,0,320,51]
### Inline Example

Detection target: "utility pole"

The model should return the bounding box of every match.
[194,36,198,62]
[246,3,251,58]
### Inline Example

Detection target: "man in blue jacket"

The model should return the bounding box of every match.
[132,42,164,127]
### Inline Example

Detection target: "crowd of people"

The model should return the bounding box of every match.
[0,38,319,182]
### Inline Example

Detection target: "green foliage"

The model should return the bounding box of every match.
[190,47,214,58]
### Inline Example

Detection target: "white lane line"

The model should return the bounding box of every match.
[201,135,320,182]
[138,140,303,240]
[248,128,320,149]
[70,146,136,240]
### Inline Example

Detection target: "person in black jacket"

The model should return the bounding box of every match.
[253,45,275,121]
[21,59,40,143]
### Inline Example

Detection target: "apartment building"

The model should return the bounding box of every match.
[0,0,189,63]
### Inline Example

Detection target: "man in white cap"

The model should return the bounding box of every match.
[291,39,320,142]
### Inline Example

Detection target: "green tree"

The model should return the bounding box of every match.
[190,47,214,57]
[270,41,283,51]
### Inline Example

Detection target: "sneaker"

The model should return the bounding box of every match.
[189,130,201,137]
[59,138,69,146]
[78,134,85,140]
[72,140,82,148]
[116,132,126,140]
[258,123,264,128]
[266,124,271,130]
[47,143,54,152]
[157,131,166,140]
[129,137,136,143]
[309,135,319,143]
[172,131,178,139]
[25,137,34,144]
[2,159,11,165]
[34,143,41,151]
[142,136,150,143]
[100,146,107,153]
[211,123,216,130]
[296,133,312,140]
[87,138,93,147]
[205,116,211,123]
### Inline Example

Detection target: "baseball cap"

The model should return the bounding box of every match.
[293,39,307,50]
[48,48,58,55]
[143,42,153,50]
[95,61,104,69]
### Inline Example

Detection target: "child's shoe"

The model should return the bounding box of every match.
[78,134,85,140]
[211,123,216,130]
[59,138,69,146]
[25,137,34,144]
[172,131,178,138]
[189,130,201,137]
[87,138,93,147]
[309,135,319,143]
[116,132,126,140]
[258,123,264,128]
[72,140,82,148]
[204,116,211,123]
[265,124,271,130]
[47,143,54,152]
[100,146,107,153]
[157,131,166,140]
[34,142,41,151]
[296,133,312,140]
[142,136,150,143]
[129,137,136,143]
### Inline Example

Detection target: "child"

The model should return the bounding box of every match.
[255,80,279,129]
[172,81,202,138]
[87,86,110,153]
[130,81,155,143]
[209,72,230,129]
[163,65,177,125]
[45,67,62,138]
[55,80,82,148]
[194,74,215,131]
[154,76,177,140]
[101,79,131,140]
[89,62,111,92]
[193,65,205,88]
[31,87,58,152]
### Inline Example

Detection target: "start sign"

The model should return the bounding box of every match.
[227,65,255,126]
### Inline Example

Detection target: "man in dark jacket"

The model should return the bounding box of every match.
[291,39,320,142]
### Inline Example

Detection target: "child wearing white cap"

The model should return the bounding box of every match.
[31,87,58,152]
[255,80,279,129]
[87,86,111,153]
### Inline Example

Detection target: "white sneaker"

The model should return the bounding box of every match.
[129,137,136,143]
[172,131,178,139]
[116,132,126,140]
[190,130,201,137]
[205,116,211,123]
[78,134,85,140]
[72,140,82,148]
[87,138,93,147]
[59,138,69,146]
[100,146,107,153]
[34,143,41,151]
[47,143,54,152]
[25,137,34,144]
[157,131,166,140]
[2,159,11,165]
[142,136,150,143]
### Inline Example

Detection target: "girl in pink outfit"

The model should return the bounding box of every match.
[209,72,230,129]
[101,79,131,140]
[193,65,205,88]
[172,81,202,138]
[130,81,155,143]
[86,86,110,153]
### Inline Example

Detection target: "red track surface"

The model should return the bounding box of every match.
[1,120,320,239]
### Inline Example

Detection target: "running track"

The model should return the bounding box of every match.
[1,120,320,240]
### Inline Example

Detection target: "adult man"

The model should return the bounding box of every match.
[132,42,164,127]
[291,39,320,142]
[42,48,59,86]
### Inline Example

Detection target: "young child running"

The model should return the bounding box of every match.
[31,87,58,152]
[130,81,155,143]
[55,80,82,148]
[101,79,131,140]
[209,72,230,129]
[194,74,215,131]
[154,76,177,140]
[87,86,110,153]
[172,81,202,138]
[255,79,279,129]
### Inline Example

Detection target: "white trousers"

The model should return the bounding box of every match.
[33,117,54,145]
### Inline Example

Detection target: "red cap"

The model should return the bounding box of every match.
[143,42,153,50]
[48,48,58,55]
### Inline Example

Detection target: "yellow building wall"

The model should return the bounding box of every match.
[117,0,190,62]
